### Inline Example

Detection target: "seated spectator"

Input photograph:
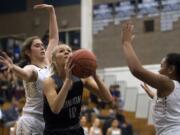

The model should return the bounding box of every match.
[89,117,103,135]
[102,117,114,135]
[113,108,133,135]
[110,85,120,98]
[106,118,122,135]
[13,44,21,63]
[0,67,17,102]
[90,92,99,105]
[13,80,25,100]
[80,115,89,135]
[110,85,124,110]
[115,109,125,124]
[1,101,19,127]
[120,120,133,135]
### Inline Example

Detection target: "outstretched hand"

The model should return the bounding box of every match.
[33,4,53,11]
[0,51,13,72]
[122,22,135,44]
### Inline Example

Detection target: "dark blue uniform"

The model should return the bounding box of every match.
[43,74,84,135]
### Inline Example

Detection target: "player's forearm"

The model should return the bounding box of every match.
[51,79,71,113]
[93,74,113,102]
[10,65,30,81]
[48,7,59,44]
[123,42,144,77]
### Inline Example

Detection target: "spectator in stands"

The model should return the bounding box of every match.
[89,117,103,135]
[113,106,133,135]
[0,67,17,102]
[119,119,133,135]
[0,4,59,135]
[13,44,21,63]
[81,103,95,123]
[1,101,19,128]
[110,85,124,110]
[90,92,99,105]
[115,108,125,125]
[80,115,89,135]
[0,67,9,103]
[110,85,120,98]
[122,22,180,135]
[13,80,25,100]
[106,118,122,135]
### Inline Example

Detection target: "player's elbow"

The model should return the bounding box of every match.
[107,95,113,103]
[129,66,143,79]
[103,95,113,103]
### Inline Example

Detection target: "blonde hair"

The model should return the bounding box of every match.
[50,46,59,75]
[50,44,72,75]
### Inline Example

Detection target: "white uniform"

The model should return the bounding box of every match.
[153,80,180,135]
[16,65,50,135]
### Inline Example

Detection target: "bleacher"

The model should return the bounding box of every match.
[93,0,180,35]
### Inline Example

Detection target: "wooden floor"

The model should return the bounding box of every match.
[123,111,156,135]
[0,123,10,135]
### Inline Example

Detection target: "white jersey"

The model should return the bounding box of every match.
[83,127,89,135]
[153,80,180,135]
[22,65,50,116]
[90,127,101,135]
[110,128,121,135]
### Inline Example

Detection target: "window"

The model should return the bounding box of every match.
[58,30,81,50]
[44,0,80,7]
[144,20,154,32]
[69,30,80,49]
[0,0,26,14]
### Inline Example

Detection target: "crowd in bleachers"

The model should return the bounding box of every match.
[0,38,25,133]
[0,69,25,127]
[80,83,133,135]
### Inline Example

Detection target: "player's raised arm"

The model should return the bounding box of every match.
[34,4,59,64]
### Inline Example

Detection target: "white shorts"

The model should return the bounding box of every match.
[16,113,44,135]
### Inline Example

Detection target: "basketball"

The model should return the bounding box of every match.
[71,49,97,78]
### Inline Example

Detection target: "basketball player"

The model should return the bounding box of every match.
[122,22,180,135]
[43,45,112,135]
[0,4,59,134]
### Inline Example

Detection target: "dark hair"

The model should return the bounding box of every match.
[166,53,180,78]
[21,36,40,62]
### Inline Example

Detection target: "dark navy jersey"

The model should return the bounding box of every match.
[43,74,83,131]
